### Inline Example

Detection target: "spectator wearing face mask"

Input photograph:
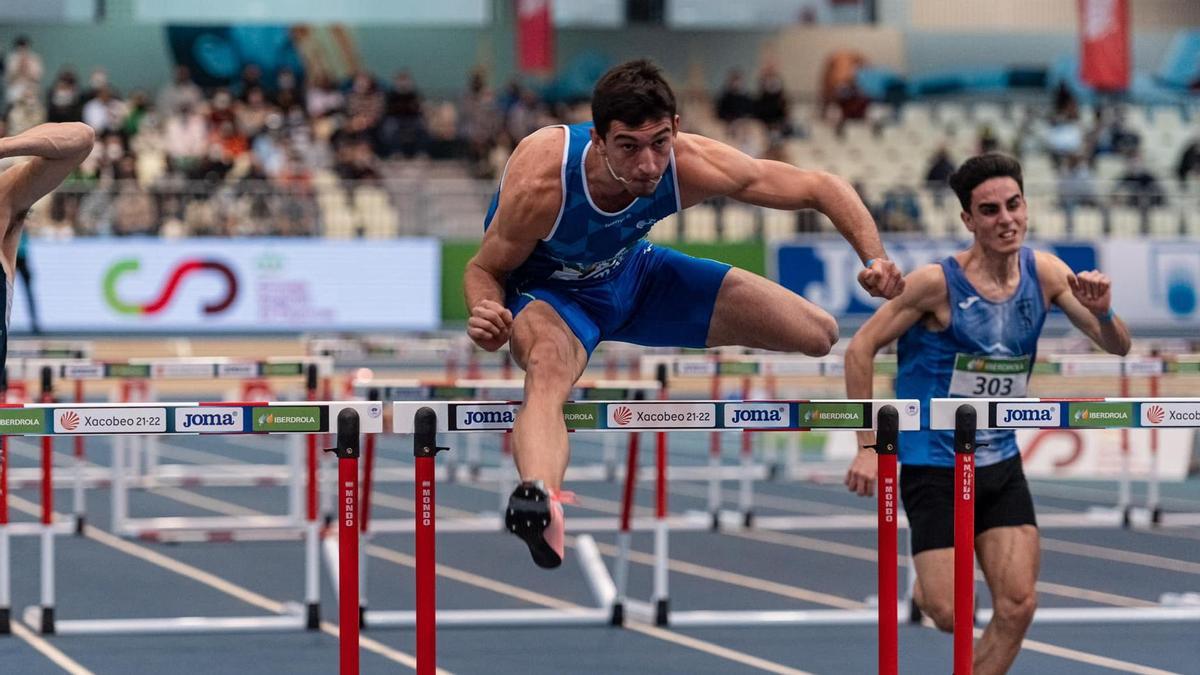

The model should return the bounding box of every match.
[46,69,83,123]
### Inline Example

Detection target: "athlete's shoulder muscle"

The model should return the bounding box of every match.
[1032,249,1071,302]
[491,126,567,242]
[672,132,758,206]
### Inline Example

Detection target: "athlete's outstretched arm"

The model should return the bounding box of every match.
[674,132,903,298]
[0,121,94,268]
[1035,251,1131,356]
[464,127,563,351]
[0,122,94,215]
[844,265,947,496]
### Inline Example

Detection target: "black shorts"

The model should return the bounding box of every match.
[901,454,1038,556]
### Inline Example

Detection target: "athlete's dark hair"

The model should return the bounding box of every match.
[948,152,1024,212]
[591,59,677,138]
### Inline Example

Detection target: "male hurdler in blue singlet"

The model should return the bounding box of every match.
[843,153,1132,675]
[465,60,905,569]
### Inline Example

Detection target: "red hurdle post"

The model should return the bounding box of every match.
[953,404,978,675]
[413,407,447,675]
[872,405,900,675]
[324,409,362,675]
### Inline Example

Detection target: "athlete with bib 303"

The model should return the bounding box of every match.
[465,60,905,569]
[842,153,1131,675]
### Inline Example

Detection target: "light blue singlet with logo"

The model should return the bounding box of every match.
[896,247,1047,468]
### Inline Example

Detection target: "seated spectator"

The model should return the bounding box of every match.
[164,103,209,177]
[81,84,127,134]
[4,35,43,105]
[305,73,344,119]
[715,69,755,124]
[236,64,264,102]
[878,186,921,232]
[208,88,236,128]
[925,146,955,206]
[832,83,869,136]
[345,71,385,132]
[506,86,544,145]
[333,138,380,182]
[111,182,157,236]
[1089,105,1140,158]
[377,70,426,158]
[237,87,271,138]
[977,124,999,153]
[1042,111,1083,166]
[925,146,955,185]
[157,65,202,117]
[46,69,82,123]
[754,66,792,139]
[120,90,151,137]
[1057,153,1098,212]
[1176,138,1200,184]
[7,86,46,134]
[1117,154,1166,210]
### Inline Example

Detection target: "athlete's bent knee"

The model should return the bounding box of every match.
[801,314,839,356]
[920,598,956,634]
[992,592,1037,633]
[524,340,576,392]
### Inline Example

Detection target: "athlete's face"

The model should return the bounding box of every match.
[593,116,679,197]
[962,177,1027,255]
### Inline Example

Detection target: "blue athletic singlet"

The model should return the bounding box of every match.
[481,122,731,357]
[484,122,681,286]
[897,247,1047,467]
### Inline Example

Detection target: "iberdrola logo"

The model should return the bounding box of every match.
[1074,408,1088,422]
[104,258,238,316]
[966,358,987,372]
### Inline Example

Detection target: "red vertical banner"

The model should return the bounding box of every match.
[1078,0,1130,91]
[516,0,554,74]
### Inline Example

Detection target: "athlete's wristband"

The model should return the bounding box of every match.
[1096,307,1116,323]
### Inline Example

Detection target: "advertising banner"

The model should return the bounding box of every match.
[771,239,1097,322]
[1102,239,1200,329]
[1078,0,1130,91]
[10,239,439,332]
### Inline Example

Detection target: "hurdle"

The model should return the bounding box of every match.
[5,357,337,540]
[0,399,379,638]
[392,398,919,675]
[1041,353,1200,528]
[351,376,663,484]
[640,351,905,527]
[932,396,1200,639]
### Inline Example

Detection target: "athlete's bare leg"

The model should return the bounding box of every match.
[706,267,839,354]
[508,300,588,491]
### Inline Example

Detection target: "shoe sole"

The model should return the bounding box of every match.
[506,485,562,569]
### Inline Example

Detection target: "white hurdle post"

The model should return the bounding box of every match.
[931,396,1200,625]
[0,399,382,638]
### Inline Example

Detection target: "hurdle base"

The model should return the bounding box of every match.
[74,515,86,536]
[306,602,320,630]
[977,606,1200,624]
[364,608,614,628]
[621,600,902,627]
[610,602,624,626]
[0,607,9,634]
[23,604,310,635]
